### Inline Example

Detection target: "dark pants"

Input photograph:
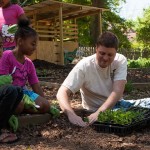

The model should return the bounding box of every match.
[0,85,23,129]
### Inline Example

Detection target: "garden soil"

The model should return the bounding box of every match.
[0,59,150,150]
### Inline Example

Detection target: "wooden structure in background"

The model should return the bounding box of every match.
[23,0,107,65]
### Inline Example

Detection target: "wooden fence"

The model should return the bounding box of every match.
[77,47,150,59]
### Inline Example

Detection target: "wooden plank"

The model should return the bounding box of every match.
[36,30,78,34]
[35,26,52,29]
[37,41,56,62]
[25,4,60,16]
[38,35,55,38]
[59,6,64,65]
[36,30,59,34]
[63,10,101,20]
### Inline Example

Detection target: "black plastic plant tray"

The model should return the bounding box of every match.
[92,107,150,136]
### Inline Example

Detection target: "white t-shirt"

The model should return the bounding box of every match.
[62,53,127,111]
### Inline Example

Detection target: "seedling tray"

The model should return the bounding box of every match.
[92,107,150,136]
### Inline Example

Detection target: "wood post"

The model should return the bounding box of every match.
[99,10,102,35]
[59,5,64,65]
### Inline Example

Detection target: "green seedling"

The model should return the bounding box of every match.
[50,105,60,118]
[98,108,144,125]
[83,117,89,123]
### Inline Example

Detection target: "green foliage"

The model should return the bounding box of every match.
[128,58,150,68]
[131,41,145,50]
[136,7,150,47]
[11,0,45,6]
[50,105,60,118]
[102,11,131,48]
[83,117,89,123]
[124,81,133,93]
[62,0,91,5]
[60,0,131,47]
[98,108,144,125]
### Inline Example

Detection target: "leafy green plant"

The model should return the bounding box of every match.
[128,58,150,68]
[124,81,134,93]
[83,117,89,123]
[36,69,41,75]
[97,108,144,125]
[49,105,60,118]
[42,69,47,77]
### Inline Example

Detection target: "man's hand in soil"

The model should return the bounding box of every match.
[87,111,99,124]
[68,112,88,127]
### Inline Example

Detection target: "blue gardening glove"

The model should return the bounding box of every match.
[22,94,38,112]
[8,115,18,132]
[49,105,60,118]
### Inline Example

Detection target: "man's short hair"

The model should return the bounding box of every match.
[96,31,119,50]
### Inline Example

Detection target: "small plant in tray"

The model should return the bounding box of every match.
[97,107,149,125]
[93,107,150,135]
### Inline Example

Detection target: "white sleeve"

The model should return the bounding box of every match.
[114,55,127,81]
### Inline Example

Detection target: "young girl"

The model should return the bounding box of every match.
[0,19,50,114]
[0,0,27,51]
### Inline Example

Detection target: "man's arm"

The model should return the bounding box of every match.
[88,80,126,124]
[56,86,87,127]
[98,80,126,111]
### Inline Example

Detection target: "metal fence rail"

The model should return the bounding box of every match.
[77,47,150,59]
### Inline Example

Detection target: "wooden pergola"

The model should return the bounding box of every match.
[23,0,108,65]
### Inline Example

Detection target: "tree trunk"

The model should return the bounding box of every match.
[90,0,106,45]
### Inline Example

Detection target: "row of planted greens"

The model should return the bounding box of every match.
[128,58,150,68]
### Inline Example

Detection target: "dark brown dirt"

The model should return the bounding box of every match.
[0,60,150,150]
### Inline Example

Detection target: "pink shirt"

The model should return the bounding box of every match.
[0,4,24,48]
[0,50,39,87]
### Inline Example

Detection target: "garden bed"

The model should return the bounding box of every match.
[33,59,150,84]
[0,60,150,150]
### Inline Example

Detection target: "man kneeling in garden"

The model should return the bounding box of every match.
[57,31,127,126]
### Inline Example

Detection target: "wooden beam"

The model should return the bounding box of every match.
[63,10,101,20]
[99,10,102,35]
[62,6,82,16]
[25,4,60,16]
[59,5,64,65]
[31,6,82,22]
[42,9,103,21]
